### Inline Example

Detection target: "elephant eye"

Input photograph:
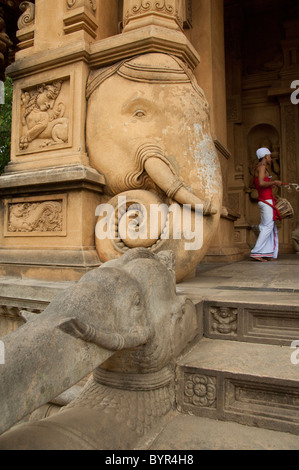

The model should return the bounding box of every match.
[133,293,142,308]
[134,110,146,118]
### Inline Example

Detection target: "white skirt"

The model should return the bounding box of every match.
[250,199,279,259]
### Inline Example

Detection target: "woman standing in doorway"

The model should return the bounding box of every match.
[250,147,282,262]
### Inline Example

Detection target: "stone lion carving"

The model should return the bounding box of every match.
[0,248,198,449]
[86,53,223,281]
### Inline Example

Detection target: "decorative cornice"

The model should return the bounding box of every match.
[6,25,200,79]
[89,26,200,71]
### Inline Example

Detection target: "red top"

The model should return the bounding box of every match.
[254,176,273,200]
[254,176,281,220]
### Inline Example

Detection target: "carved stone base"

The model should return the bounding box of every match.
[0,248,101,282]
[0,164,105,282]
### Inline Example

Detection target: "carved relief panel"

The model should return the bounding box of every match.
[184,373,217,408]
[4,195,67,237]
[209,306,238,336]
[17,78,71,154]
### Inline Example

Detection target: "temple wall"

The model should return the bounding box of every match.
[225,0,299,255]
[1,0,299,319]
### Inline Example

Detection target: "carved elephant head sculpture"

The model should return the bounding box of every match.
[86,53,223,281]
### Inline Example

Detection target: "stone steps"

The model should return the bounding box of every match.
[203,297,299,346]
[176,338,299,435]
[176,259,299,437]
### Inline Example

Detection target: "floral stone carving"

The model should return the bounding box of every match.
[184,374,217,408]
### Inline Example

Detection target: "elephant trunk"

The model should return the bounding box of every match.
[0,314,114,436]
[59,317,153,351]
[135,143,217,215]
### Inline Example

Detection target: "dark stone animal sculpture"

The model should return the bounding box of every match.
[0,248,198,449]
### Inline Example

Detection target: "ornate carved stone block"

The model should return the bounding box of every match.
[17,1,35,29]
[4,195,67,237]
[123,0,184,32]
[64,0,98,38]
[210,306,238,336]
[16,1,35,50]
[67,0,97,13]
[184,373,217,408]
[17,78,70,154]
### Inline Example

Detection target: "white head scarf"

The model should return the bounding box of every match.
[256,147,271,160]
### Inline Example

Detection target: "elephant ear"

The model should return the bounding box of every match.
[155,251,176,280]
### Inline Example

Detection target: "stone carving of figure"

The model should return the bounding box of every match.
[86,53,222,281]
[20,80,69,150]
[210,306,238,335]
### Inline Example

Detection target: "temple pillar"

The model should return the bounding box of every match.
[0,0,104,288]
[0,0,201,292]
[189,0,243,262]
[0,0,227,304]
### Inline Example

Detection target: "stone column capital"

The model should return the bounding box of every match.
[122,0,184,32]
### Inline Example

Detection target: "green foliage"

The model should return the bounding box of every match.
[0,76,13,174]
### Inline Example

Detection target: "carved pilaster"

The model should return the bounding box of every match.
[67,0,97,12]
[122,0,184,32]
[182,0,192,29]
[63,0,98,39]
